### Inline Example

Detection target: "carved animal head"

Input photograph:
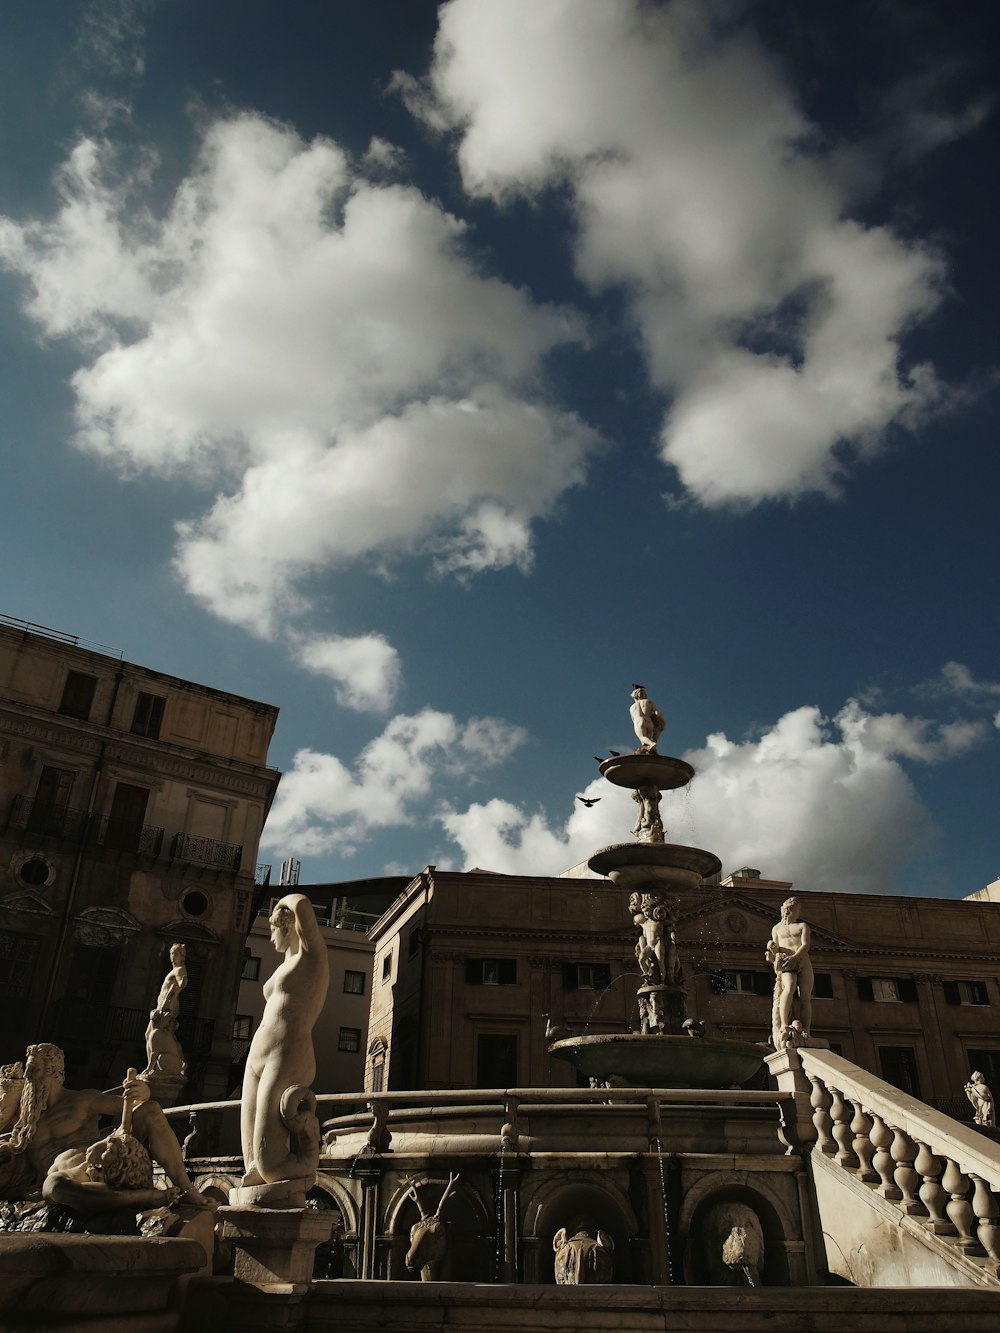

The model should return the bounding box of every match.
[402,1173,458,1277]
[553,1228,614,1284]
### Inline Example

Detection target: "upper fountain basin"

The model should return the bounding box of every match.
[588,841,721,890]
[599,753,694,791]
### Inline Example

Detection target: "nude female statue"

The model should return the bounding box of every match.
[239,894,329,1189]
[765,897,813,1047]
[142,943,188,1078]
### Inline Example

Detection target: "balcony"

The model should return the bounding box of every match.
[54,1001,216,1058]
[6,795,90,842]
[89,813,165,856]
[170,831,242,872]
[6,796,242,873]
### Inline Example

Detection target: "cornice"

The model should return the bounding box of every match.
[0,707,278,800]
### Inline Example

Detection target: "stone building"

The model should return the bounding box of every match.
[0,616,280,1098]
[365,864,1000,1112]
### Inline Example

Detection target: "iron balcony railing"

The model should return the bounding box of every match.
[171,831,242,872]
[6,795,90,841]
[89,813,165,856]
[54,1002,216,1057]
[7,795,243,873]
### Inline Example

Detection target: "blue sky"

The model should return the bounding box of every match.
[1,0,998,898]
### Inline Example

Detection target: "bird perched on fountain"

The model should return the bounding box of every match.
[608,750,622,757]
[682,1018,705,1039]
[576,795,601,808]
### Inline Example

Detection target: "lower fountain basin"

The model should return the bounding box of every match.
[548,1033,765,1089]
[588,842,722,889]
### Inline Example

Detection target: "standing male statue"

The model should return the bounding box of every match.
[630,685,666,754]
[765,897,813,1048]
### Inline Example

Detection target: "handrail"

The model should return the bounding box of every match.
[162,1084,791,1121]
[800,1047,1000,1191]
[798,1045,1000,1273]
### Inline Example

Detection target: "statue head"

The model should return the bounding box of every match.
[169,943,186,966]
[780,896,800,921]
[631,685,647,701]
[269,900,298,953]
[8,1045,65,1150]
[87,1133,154,1190]
[24,1044,64,1088]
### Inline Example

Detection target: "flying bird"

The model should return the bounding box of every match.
[576,795,601,808]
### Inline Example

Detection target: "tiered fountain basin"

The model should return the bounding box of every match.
[547,1033,765,1089]
[588,842,721,891]
[599,753,694,789]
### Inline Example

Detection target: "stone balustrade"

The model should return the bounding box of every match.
[799,1047,1000,1278]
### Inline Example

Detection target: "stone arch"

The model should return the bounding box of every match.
[383,1170,493,1282]
[312,1172,360,1235]
[522,1169,639,1284]
[679,1177,795,1285]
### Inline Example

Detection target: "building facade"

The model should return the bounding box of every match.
[365,864,1000,1115]
[0,617,280,1098]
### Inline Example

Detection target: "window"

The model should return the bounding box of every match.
[131,692,165,739]
[18,857,51,887]
[232,1014,253,1041]
[720,969,772,996]
[105,783,150,853]
[181,889,209,918]
[59,671,98,721]
[466,958,517,986]
[0,932,40,1002]
[408,926,421,959]
[563,962,611,990]
[369,1038,386,1092]
[344,969,365,995]
[476,1033,517,1087]
[27,766,75,835]
[813,972,834,999]
[944,980,990,1006]
[338,1027,361,1053]
[381,953,392,982]
[879,1045,922,1099]
[241,954,261,981]
[857,976,918,1003]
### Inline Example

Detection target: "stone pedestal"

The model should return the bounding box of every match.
[219,1205,334,1284]
[765,1046,821,1153]
[140,1071,187,1108]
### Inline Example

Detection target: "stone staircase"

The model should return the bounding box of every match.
[792,1047,1000,1288]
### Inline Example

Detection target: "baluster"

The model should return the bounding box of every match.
[889,1126,923,1214]
[809,1075,836,1155]
[828,1086,859,1170]
[869,1114,900,1199]
[849,1100,878,1183]
[969,1175,1000,1276]
[914,1140,954,1234]
[942,1159,980,1254]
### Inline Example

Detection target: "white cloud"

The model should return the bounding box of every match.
[437,693,993,892]
[294,632,402,713]
[0,110,601,708]
[940,661,1000,698]
[415,0,956,506]
[260,708,528,858]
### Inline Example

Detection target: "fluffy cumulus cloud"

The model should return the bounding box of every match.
[439,692,992,892]
[0,111,600,701]
[260,708,528,857]
[412,0,961,505]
